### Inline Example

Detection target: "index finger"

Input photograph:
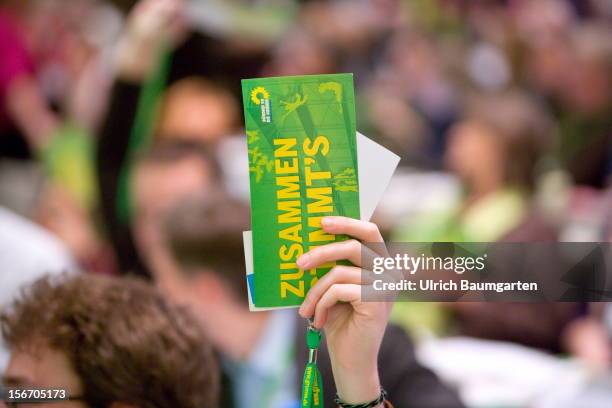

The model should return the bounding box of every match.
[320,216,383,243]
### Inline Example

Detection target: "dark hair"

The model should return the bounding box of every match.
[0,274,219,408]
[163,191,250,299]
[465,91,555,188]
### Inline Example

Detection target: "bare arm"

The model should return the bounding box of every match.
[5,74,58,151]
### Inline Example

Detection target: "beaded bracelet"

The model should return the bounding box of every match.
[334,389,388,408]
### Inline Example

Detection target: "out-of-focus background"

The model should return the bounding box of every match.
[0,0,610,407]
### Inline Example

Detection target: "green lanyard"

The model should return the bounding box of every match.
[117,47,173,224]
[301,320,323,408]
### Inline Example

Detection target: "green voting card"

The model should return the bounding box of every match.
[242,74,360,308]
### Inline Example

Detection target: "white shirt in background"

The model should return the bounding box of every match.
[0,207,77,372]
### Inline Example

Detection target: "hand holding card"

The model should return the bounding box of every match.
[298,216,391,405]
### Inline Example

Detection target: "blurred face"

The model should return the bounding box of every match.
[3,345,85,408]
[301,1,389,51]
[267,31,334,76]
[561,56,610,114]
[527,40,573,95]
[132,156,212,257]
[445,121,504,191]
[160,269,226,312]
[157,87,236,145]
[367,91,425,150]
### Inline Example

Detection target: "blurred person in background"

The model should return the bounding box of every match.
[97,0,240,278]
[157,191,464,408]
[131,143,218,283]
[34,181,117,275]
[395,90,556,243]
[366,28,459,167]
[523,17,612,189]
[0,0,122,274]
[0,223,449,408]
[563,302,612,372]
[555,22,611,189]
[0,0,119,155]
[393,91,586,354]
[0,274,219,407]
[155,77,240,146]
[560,190,612,371]
[261,27,338,77]
[0,0,58,157]
[298,0,399,81]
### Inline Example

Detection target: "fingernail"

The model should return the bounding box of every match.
[298,305,305,317]
[297,254,310,269]
[321,217,334,228]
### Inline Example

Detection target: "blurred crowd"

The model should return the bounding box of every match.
[0,0,611,407]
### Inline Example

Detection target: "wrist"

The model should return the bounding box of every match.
[332,363,381,404]
[335,388,388,408]
[114,38,161,82]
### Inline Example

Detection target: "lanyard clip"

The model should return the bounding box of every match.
[306,318,322,364]
[307,318,318,333]
[308,347,319,364]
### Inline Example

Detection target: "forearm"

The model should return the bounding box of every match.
[7,75,59,151]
